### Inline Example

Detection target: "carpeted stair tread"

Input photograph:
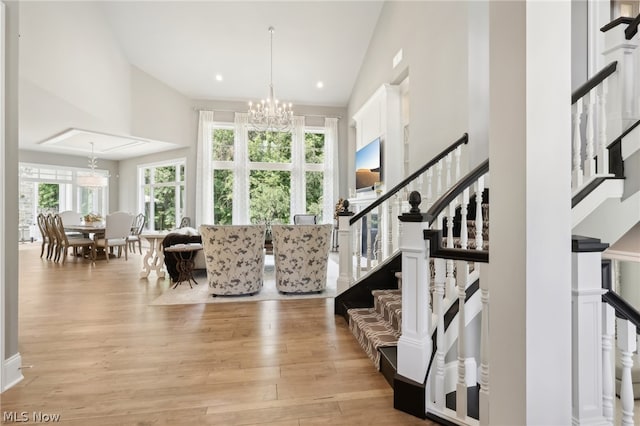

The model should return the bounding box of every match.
[372,289,402,332]
[348,307,401,369]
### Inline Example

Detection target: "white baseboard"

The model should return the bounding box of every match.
[2,352,24,392]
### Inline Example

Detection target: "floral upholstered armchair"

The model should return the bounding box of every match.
[271,224,332,293]
[199,224,266,296]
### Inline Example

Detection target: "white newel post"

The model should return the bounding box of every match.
[602,24,639,133]
[397,192,432,384]
[337,202,354,289]
[571,235,609,426]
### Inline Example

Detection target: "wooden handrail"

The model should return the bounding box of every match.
[425,159,489,223]
[626,12,640,39]
[600,16,634,33]
[603,291,640,332]
[571,61,618,105]
[349,133,469,225]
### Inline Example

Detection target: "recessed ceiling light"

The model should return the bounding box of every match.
[215,74,223,82]
[316,81,324,89]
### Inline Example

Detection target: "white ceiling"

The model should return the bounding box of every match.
[100,1,384,107]
[23,1,384,160]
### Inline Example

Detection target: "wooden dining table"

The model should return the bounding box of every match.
[63,223,105,239]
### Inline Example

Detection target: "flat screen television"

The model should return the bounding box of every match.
[355,137,382,192]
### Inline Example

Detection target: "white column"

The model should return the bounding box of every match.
[489,1,572,424]
[617,318,637,426]
[337,212,353,289]
[397,215,431,383]
[571,239,608,425]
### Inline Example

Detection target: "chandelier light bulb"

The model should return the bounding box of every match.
[248,26,293,132]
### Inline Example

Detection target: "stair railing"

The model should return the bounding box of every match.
[571,235,639,425]
[572,15,640,195]
[337,133,469,289]
[394,160,489,425]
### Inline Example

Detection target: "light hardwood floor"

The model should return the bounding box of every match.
[2,243,434,425]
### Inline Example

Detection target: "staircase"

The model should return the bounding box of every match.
[335,12,639,426]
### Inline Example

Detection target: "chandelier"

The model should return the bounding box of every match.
[248,26,293,132]
[77,142,108,188]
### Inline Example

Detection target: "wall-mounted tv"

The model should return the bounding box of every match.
[355,137,382,192]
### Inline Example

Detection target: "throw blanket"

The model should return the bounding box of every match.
[162,233,202,281]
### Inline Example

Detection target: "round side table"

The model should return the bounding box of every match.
[164,243,203,289]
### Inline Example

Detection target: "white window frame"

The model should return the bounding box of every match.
[137,158,186,231]
[208,123,329,224]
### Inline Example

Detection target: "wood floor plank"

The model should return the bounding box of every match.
[3,243,437,425]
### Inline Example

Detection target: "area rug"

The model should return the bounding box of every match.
[150,255,342,305]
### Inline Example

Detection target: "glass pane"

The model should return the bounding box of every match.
[213,169,233,225]
[144,187,152,229]
[305,132,325,164]
[212,128,235,161]
[305,171,323,221]
[154,186,176,230]
[248,130,291,163]
[38,183,59,214]
[154,166,176,184]
[179,164,185,182]
[144,168,151,185]
[249,170,290,225]
[78,187,105,216]
[19,181,35,230]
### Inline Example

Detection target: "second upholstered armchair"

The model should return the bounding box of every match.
[199,224,266,296]
[271,224,332,293]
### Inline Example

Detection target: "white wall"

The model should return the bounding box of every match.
[347,1,469,190]
[19,1,132,143]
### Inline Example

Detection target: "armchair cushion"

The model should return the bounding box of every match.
[271,224,332,293]
[199,225,266,296]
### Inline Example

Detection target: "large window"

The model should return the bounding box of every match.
[208,124,327,225]
[18,163,109,240]
[138,160,186,231]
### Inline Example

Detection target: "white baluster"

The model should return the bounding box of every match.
[454,145,462,183]
[425,168,434,210]
[376,205,383,263]
[445,204,456,303]
[445,152,452,192]
[355,219,362,280]
[417,173,424,197]
[597,81,610,175]
[479,263,490,426]
[572,99,584,189]
[365,213,372,270]
[433,257,446,409]
[461,188,469,250]
[436,161,443,199]
[388,197,395,255]
[617,317,636,426]
[584,91,596,180]
[337,213,353,289]
[602,304,615,423]
[475,176,485,251]
[456,259,468,419]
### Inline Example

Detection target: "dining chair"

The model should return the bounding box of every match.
[53,214,96,264]
[179,217,192,228]
[36,213,53,258]
[44,213,59,260]
[94,211,134,262]
[127,213,146,254]
[293,214,317,225]
[58,210,84,240]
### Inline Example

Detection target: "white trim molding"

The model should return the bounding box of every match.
[0,0,6,393]
[2,353,23,392]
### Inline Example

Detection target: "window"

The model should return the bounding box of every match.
[138,160,186,231]
[209,125,327,225]
[197,113,337,226]
[18,162,109,240]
